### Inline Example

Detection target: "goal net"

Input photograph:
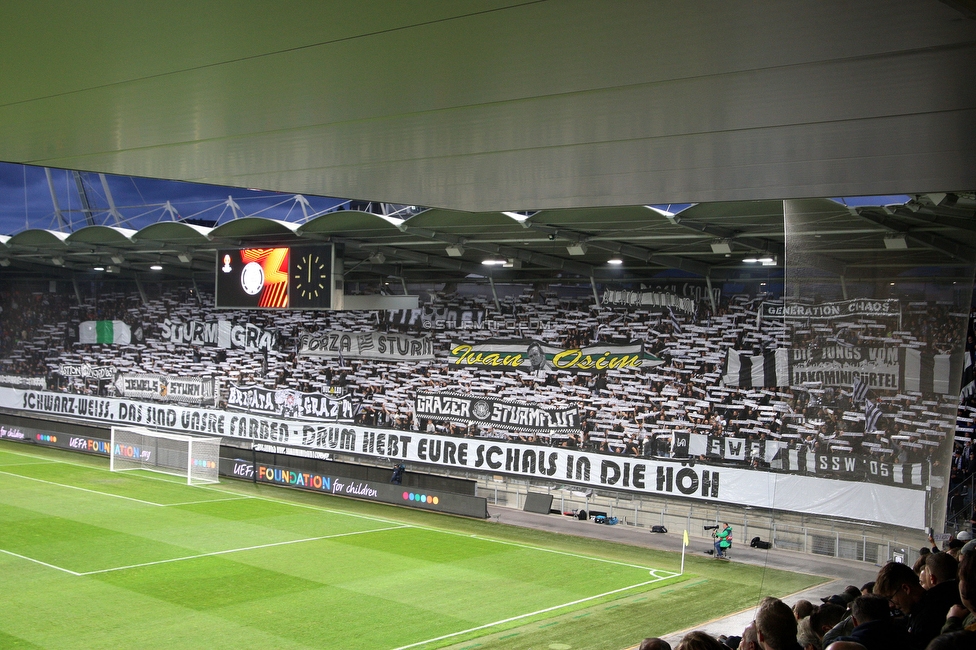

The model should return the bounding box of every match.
[110,426,220,485]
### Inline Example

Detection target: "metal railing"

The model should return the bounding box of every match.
[477,476,930,567]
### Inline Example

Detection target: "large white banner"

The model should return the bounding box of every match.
[297,330,434,361]
[1,386,924,528]
[159,319,278,352]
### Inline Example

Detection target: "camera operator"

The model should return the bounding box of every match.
[711,522,732,558]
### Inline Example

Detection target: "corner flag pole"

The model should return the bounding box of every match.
[681,529,689,575]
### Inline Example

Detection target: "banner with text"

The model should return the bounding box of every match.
[415,391,580,433]
[159,319,278,352]
[0,375,46,389]
[297,330,434,361]
[761,299,901,321]
[0,386,924,528]
[448,339,664,373]
[601,289,697,314]
[57,364,116,381]
[114,373,216,405]
[789,346,901,389]
[227,384,354,421]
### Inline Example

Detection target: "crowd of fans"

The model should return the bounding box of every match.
[639,532,976,649]
[0,282,971,487]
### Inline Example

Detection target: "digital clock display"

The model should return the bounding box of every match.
[215,245,333,309]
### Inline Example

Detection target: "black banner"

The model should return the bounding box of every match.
[415,391,580,432]
[227,384,354,421]
[221,458,488,518]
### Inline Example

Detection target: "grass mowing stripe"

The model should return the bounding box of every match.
[0,469,166,506]
[0,548,81,576]
[2,446,678,579]
[198,481,680,577]
[5,445,680,579]
[390,574,673,650]
[466,534,676,574]
[160,496,253,506]
[77,524,411,575]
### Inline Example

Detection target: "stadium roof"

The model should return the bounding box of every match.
[0,2,974,287]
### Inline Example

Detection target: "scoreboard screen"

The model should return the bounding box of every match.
[215,245,334,309]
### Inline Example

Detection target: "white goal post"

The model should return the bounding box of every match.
[110,426,220,485]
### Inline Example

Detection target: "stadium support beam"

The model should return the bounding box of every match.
[850,207,975,262]
[489,276,501,312]
[660,212,785,258]
[99,174,123,227]
[44,168,68,231]
[336,236,490,277]
[520,221,710,276]
[134,277,149,306]
[400,224,597,278]
[72,171,96,227]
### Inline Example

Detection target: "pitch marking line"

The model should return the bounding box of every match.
[0,549,81,576]
[160,496,253,506]
[0,469,166,506]
[198,482,677,576]
[391,573,673,650]
[77,524,410,575]
[0,524,408,577]
[0,460,53,467]
[5,446,679,578]
[0,466,251,508]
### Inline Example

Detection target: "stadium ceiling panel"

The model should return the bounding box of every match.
[0,3,974,287]
[0,1,973,213]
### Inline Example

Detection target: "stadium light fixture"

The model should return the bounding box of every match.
[481,259,507,266]
[150,264,163,271]
[566,242,587,256]
[177,253,192,263]
[608,258,623,265]
[52,257,65,266]
[94,266,105,271]
[710,241,732,254]
[0,259,9,267]
[445,245,465,257]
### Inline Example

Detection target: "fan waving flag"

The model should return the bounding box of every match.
[79,320,131,345]
[668,307,683,335]
[865,399,883,432]
[851,377,868,404]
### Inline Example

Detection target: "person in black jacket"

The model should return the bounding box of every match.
[836,594,910,650]
[874,560,962,649]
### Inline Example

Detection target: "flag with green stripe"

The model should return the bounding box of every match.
[79,320,131,345]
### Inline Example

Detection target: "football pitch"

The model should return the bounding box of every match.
[0,441,824,649]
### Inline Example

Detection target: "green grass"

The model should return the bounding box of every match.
[0,441,824,649]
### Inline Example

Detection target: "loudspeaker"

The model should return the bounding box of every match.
[750,536,772,549]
